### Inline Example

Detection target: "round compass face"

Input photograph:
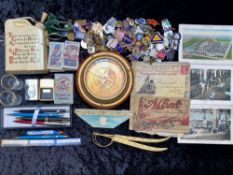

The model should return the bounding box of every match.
[84,58,127,100]
[76,52,134,109]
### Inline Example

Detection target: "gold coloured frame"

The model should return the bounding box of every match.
[76,52,134,109]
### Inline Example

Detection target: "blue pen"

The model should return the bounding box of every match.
[26,130,64,135]
[16,135,68,139]
[9,112,63,117]
[15,116,68,120]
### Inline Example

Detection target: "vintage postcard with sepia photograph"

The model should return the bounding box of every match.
[179,24,233,65]
[178,104,232,144]
[131,62,190,98]
[190,64,233,105]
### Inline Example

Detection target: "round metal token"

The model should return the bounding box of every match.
[76,52,134,109]
[67,31,75,41]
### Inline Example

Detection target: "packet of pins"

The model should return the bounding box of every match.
[63,41,80,70]
[48,42,64,72]
[54,74,74,104]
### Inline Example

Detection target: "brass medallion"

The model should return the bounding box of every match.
[76,52,134,108]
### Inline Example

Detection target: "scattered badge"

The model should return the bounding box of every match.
[151,32,163,43]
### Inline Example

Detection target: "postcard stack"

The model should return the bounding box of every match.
[178,24,233,144]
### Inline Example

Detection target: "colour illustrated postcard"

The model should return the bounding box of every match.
[179,24,233,64]
[178,104,232,144]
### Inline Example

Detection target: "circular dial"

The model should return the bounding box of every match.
[84,58,127,100]
[76,52,134,109]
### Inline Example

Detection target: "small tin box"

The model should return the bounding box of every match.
[39,79,54,101]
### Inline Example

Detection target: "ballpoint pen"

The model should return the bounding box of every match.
[16,135,68,139]
[9,112,63,117]
[14,119,70,126]
[12,109,69,113]
[15,117,70,121]
[25,130,64,135]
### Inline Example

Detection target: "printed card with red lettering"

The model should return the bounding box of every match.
[5,17,48,74]
[129,95,190,133]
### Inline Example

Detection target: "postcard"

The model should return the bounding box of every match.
[129,95,190,133]
[74,109,130,128]
[131,62,190,98]
[179,24,233,64]
[178,104,232,144]
[190,64,233,105]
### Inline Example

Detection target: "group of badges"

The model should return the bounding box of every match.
[45,14,181,63]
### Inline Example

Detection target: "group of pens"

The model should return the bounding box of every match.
[10,109,70,126]
[0,107,82,147]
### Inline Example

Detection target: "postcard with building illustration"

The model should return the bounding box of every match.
[190,64,233,105]
[178,104,232,144]
[179,24,233,64]
[131,62,190,98]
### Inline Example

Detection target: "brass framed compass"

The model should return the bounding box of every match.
[76,52,134,109]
